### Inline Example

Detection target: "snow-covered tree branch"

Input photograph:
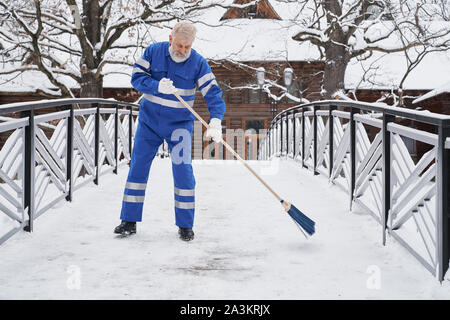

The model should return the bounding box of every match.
[290,0,450,101]
[0,0,253,98]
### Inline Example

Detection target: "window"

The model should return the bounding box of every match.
[221,119,227,134]
[282,80,301,104]
[248,5,257,19]
[248,89,260,104]
[245,120,265,132]
[246,88,266,104]
[288,80,300,98]
[245,120,265,160]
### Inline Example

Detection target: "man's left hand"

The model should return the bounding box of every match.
[205,118,222,143]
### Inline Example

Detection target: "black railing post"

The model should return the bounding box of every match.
[292,111,296,159]
[280,115,283,157]
[128,106,133,164]
[275,119,278,156]
[301,108,305,168]
[382,112,395,246]
[313,106,318,175]
[94,103,100,185]
[114,104,119,174]
[22,109,35,232]
[268,125,271,158]
[286,113,290,158]
[272,123,275,158]
[437,121,450,282]
[329,105,336,178]
[279,118,282,157]
[65,104,74,202]
[349,107,359,210]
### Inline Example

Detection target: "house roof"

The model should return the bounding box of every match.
[412,80,450,104]
[345,49,450,91]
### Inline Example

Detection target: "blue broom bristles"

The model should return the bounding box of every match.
[282,201,315,236]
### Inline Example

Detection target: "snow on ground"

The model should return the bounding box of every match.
[0,158,450,299]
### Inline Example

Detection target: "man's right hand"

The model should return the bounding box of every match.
[158,78,176,94]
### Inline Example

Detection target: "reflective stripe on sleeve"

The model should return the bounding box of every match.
[197,73,215,88]
[132,67,148,74]
[200,80,218,97]
[136,57,150,69]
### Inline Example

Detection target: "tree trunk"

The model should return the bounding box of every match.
[80,0,103,98]
[319,0,349,100]
[322,44,350,100]
[80,70,103,98]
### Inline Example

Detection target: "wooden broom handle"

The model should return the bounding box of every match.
[173,91,284,203]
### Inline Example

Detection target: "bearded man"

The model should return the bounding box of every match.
[114,21,226,241]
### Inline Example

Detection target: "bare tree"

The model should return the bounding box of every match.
[290,0,450,100]
[0,0,238,98]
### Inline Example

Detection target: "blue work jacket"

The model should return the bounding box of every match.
[131,42,226,124]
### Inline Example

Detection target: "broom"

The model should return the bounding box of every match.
[173,91,315,237]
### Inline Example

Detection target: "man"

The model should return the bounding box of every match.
[114,21,226,241]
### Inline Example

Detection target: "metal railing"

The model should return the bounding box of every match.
[259,100,450,282]
[0,98,139,244]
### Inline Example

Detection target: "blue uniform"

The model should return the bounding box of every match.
[120,41,226,228]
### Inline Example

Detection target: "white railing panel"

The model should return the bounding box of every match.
[0,125,26,243]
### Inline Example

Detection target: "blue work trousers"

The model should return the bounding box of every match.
[120,118,195,228]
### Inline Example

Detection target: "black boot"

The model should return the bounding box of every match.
[178,227,194,241]
[114,220,136,236]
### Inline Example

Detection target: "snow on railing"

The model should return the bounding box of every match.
[0,98,139,245]
[259,100,450,282]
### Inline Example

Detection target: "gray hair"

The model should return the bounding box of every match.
[171,21,197,42]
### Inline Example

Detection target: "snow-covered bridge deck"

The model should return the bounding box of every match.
[1,158,449,299]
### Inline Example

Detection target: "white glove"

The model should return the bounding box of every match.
[158,78,176,94]
[205,118,222,143]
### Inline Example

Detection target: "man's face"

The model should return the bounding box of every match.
[169,34,193,60]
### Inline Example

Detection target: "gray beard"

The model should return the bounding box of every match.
[169,45,191,63]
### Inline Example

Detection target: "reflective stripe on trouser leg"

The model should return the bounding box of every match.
[174,186,195,228]
[120,121,163,222]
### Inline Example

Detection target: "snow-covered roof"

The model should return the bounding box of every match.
[412,80,450,104]
[345,49,450,91]
[1,0,450,93]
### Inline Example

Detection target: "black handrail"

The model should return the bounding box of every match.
[270,100,450,127]
[0,98,139,115]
